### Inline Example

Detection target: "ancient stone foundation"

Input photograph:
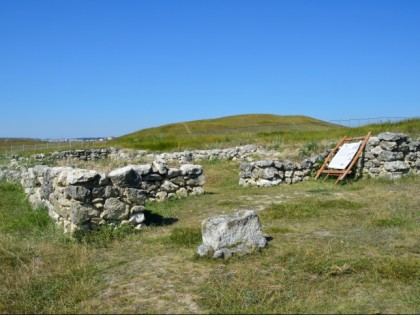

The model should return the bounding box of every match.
[1,160,205,233]
[239,132,420,186]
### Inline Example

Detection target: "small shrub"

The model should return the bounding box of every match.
[298,141,319,158]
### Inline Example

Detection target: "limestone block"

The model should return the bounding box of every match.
[167,168,182,179]
[176,187,188,198]
[384,161,410,172]
[132,164,152,176]
[283,160,297,171]
[180,164,203,176]
[366,136,380,147]
[65,169,100,185]
[64,185,91,202]
[256,160,273,167]
[378,151,404,162]
[130,205,145,214]
[122,188,147,204]
[160,180,179,192]
[197,210,267,259]
[109,165,141,188]
[101,198,129,220]
[371,146,383,156]
[261,167,278,180]
[377,132,408,142]
[128,213,145,225]
[70,202,100,225]
[191,187,205,195]
[380,141,398,151]
[152,159,168,175]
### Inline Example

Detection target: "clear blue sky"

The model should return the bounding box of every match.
[1,0,419,138]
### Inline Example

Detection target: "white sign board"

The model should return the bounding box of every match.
[328,141,361,170]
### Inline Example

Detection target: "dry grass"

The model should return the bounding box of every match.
[1,158,419,313]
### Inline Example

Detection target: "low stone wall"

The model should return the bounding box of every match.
[239,132,420,186]
[5,145,276,165]
[1,160,205,233]
[363,132,420,178]
[33,148,114,161]
[239,153,328,187]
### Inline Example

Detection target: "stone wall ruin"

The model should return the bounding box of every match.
[239,132,420,186]
[1,160,205,233]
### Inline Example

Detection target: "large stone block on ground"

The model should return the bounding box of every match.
[197,210,267,259]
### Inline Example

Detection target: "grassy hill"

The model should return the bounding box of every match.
[112,114,341,151]
[111,114,420,152]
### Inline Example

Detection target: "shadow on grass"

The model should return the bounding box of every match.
[143,210,178,226]
[265,236,274,243]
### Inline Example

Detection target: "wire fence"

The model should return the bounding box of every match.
[328,116,413,128]
[0,116,416,155]
[0,140,105,155]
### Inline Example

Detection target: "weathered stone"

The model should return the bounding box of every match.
[187,174,206,186]
[256,160,273,167]
[371,146,383,156]
[239,162,253,172]
[261,167,278,179]
[409,142,420,152]
[384,161,410,172]
[65,169,100,185]
[130,205,145,214]
[180,164,203,176]
[378,151,404,162]
[283,160,297,171]
[176,188,188,198]
[161,180,179,192]
[64,185,91,202]
[132,164,152,176]
[101,198,129,220]
[380,141,398,151]
[92,187,105,198]
[377,132,408,142]
[128,213,145,225]
[192,186,205,195]
[70,202,100,225]
[109,165,141,188]
[167,168,182,178]
[197,210,267,259]
[367,136,380,147]
[155,191,168,201]
[152,159,168,175]
[103,186,119,198]
[122,188,146,204]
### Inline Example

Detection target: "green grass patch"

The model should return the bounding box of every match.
[0,181,55,235]
[372,216,407,227]
[168,227,202,247]
[375,256,420,282]
[0,180,100,313]
[73,224,139,247]
[262,199,363,220]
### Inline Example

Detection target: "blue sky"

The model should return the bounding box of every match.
[1,0,419,138]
